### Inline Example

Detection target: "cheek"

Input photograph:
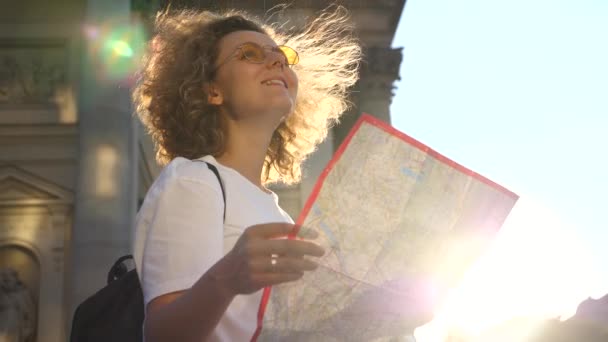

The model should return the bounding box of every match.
[289,71,299,98]
[224,67,257,98]
[290,86,298,101]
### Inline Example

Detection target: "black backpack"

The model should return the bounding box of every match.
[70,161,225,342]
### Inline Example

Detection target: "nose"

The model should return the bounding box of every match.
[266,51,285,69]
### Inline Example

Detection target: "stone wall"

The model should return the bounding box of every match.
[0,1,84,340]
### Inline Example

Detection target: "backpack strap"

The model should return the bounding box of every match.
[107,254,134,284]
[193,160,226,222]
[109,160,227,285]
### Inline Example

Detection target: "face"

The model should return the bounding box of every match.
[209,30,299,125]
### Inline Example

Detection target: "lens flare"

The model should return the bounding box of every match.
[83,15,147,83]
[108,40,133,57]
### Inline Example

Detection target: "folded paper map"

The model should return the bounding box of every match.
[254,114,519,341]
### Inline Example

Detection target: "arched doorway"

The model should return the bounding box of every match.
[0,244,39,342]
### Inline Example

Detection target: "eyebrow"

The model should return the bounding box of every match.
[236,41,281,49]
[213,41,286,72]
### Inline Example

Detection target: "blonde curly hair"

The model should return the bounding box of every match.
[133,6,361,185]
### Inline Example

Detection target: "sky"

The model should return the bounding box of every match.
[389,0,608,340]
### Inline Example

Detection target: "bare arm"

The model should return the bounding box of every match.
[143,260,234,342]
[143,223,323,342]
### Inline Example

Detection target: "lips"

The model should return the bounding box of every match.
[261,77,288,88]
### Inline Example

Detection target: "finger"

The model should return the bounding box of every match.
[250,239,325,257]
[250,256,318,273]
[246,223,296,239]
[293,225,319,240]
[252,272,304,287]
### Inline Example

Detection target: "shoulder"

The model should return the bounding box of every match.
[138,157,224,213]
[155,157,223,193]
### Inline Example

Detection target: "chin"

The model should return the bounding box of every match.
[266,98,295,120]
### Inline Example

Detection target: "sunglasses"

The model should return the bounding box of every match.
[213,42,299,72]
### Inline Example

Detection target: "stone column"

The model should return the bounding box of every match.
[49,204,72,342]
[333,46,403,148]
[69,0,137,325]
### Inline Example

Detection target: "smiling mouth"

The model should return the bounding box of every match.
[261,79,287,88]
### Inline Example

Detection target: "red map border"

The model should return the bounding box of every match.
[251,113,519,341]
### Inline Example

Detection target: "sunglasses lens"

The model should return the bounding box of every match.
[241,44,266,63]
[279,46,299,65]
[239,43,299,66]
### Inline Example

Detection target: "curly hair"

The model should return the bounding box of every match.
[133,6,361,185]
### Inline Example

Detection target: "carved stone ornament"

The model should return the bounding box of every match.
[351,47,403,102]
[0,40,67,106]
[361,46,403,78]
[0,268,36,342]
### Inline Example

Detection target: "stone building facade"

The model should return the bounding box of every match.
[0,0,404,340]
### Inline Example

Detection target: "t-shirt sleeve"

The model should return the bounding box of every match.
[138,168,224,307]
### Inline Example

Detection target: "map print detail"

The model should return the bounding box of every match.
[254,114,519,341]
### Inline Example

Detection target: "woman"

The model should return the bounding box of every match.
[132,6,361,341]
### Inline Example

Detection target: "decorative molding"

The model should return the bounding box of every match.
[0,167,72,272]
[0,166,73,206]
[0,39,68,106]
[0,239,42,265]
[0,124,78,164]
[353,47,403,102]
[361,46,403,78]
[0,178,60,201]
[0,123,77,137]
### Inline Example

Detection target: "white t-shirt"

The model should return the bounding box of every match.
[133,155,293,341]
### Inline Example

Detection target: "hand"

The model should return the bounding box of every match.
[210,223,324,296]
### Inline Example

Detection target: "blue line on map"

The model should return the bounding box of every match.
[401,166,424,182]
[313,205,339,246]
[320,222,339,247]
[312,205,346,269]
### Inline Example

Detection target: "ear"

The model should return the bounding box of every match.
[206,83,224,105]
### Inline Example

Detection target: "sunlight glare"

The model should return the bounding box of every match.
[416,194,598,341]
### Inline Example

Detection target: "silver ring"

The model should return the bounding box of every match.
[271,254,278,266]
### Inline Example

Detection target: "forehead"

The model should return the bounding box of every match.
[217,30,277,57]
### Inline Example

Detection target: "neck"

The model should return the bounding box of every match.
[216,117,275,190]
